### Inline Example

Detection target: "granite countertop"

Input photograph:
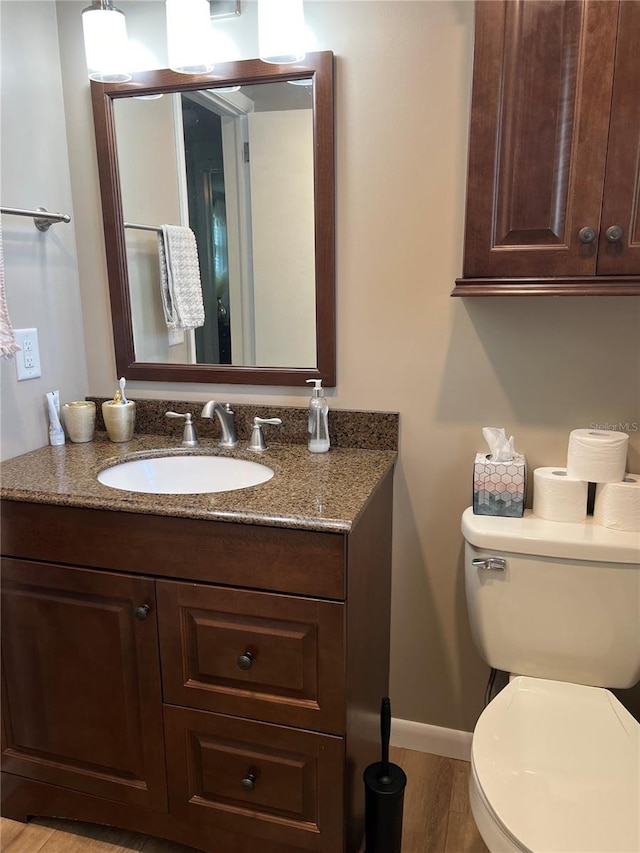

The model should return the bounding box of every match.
[0,433,396,533]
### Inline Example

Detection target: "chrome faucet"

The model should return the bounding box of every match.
[201,401,237,448]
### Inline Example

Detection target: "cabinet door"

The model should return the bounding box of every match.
[1,558,167,810]
[157,580,345,733]
[164,705,344,852]
[597,0,640,275]
[462,0,619,279]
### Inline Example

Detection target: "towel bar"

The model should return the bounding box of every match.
[124,221,162,233]
[0,206,71,232]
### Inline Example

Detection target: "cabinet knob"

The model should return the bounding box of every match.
[605,225,624,243]
[241,772,257,792]
[134,604,150,621]
[578,226,597,244]
[236,651,254,670]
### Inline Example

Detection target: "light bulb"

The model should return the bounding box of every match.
[258,0,306,64]
[82,1,131,83]
[166,0,215,75]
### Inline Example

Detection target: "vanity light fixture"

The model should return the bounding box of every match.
[258,0,306,64]
[166,0,215,74]
[82,0,131,82]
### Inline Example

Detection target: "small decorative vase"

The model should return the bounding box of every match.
[102,400,136,442]
[62,401,96,443]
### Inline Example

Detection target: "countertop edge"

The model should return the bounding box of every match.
[0,489,359,533]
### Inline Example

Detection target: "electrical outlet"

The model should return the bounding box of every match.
[14,328,42,380]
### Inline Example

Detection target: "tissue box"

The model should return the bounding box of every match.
[473,453,527,517]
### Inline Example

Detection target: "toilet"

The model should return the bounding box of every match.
[462,508,640,853]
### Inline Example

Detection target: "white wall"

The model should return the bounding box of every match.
[114,95,188,363]
[0,0,88,460]
[3,0,637,732]
[249,109,316,367]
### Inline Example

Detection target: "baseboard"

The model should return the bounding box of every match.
[390,718,472,762]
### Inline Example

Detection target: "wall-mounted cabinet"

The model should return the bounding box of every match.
[454,0,640,296]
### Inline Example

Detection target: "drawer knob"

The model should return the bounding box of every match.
[134,604,150,620]
[578,226,597,244]
[605,225,624,243]
[241,772,257,792]
[237,651,254,670]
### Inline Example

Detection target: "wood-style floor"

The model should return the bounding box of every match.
[0,748,488,853]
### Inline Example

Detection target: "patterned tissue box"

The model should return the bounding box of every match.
[473,453,527,517]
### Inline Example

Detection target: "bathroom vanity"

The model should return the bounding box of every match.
[0,427,396,853]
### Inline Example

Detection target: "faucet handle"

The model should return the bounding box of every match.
[247,417,282,453]
[165,411,199,447]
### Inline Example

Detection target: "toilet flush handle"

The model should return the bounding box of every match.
[472,557,506,572]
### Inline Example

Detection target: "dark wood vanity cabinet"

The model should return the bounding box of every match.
[454,0,640,296]
[1,471,393,853]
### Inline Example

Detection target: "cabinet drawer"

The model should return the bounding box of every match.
[164,705,344,852]
[1,502,346,599]
[157,581,345,733]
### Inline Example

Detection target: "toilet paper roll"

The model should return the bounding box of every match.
[532,467,588,523]
[594,474,640,532]
[566,429,628,483]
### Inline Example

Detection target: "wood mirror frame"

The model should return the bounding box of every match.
[91,51,335,386]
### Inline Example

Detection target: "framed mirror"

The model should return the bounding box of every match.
[91,51,335,386]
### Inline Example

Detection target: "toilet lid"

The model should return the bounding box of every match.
[472,676,640,853]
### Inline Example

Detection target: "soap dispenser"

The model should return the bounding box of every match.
[306,379,330,453]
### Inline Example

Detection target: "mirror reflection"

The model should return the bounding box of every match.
[90,52,335,387]
[114,80,316,369]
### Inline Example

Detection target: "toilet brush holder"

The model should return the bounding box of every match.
[363,698,407,853]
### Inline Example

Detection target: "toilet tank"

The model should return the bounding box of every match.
[462,508,640,689]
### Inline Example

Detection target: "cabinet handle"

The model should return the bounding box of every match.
[605,225,624,243]
[236,651,254,670]
[134,604,150,621]
[578,226,597,244]
[241,772,257,792]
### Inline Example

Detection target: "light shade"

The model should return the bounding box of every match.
[82,1,131,83]
[258,0,306,64]
[166,0,214,75]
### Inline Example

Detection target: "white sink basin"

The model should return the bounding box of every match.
[97,455,274,495]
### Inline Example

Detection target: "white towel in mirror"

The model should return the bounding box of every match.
[158,224,205,330]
